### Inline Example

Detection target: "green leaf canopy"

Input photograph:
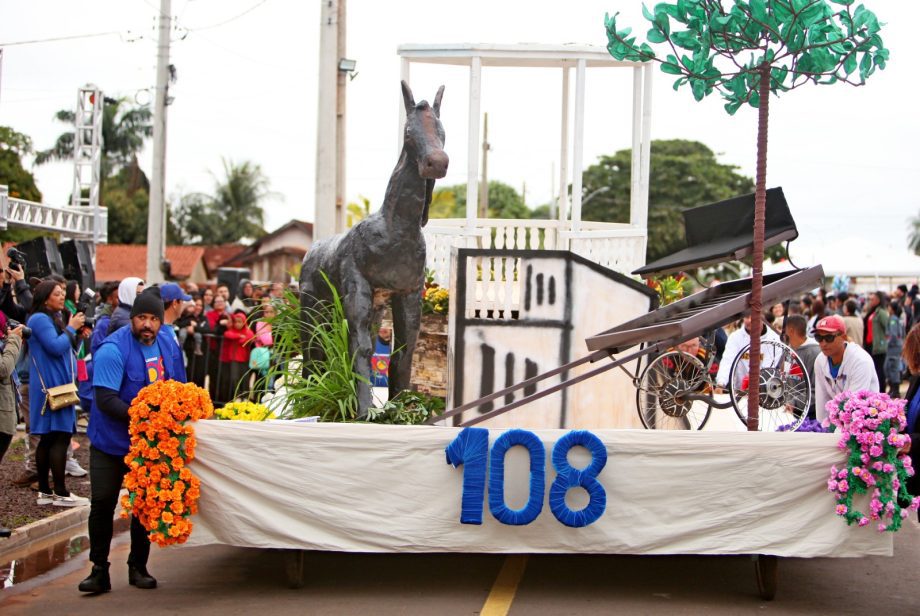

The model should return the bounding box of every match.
[605,0,888,114]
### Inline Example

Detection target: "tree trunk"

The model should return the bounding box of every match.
[747,67,771,432]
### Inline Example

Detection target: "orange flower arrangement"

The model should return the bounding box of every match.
[121,380,213,546]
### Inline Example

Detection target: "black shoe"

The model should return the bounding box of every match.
[0,527,11,538]
[78,563,111,593]
[11,470,38,487]
[128,564,157,589]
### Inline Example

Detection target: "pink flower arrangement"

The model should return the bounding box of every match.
[825,390,920,532]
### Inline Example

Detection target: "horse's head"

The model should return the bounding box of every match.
[401,81,448,180]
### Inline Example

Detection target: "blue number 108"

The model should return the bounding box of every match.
[445,427,607,528]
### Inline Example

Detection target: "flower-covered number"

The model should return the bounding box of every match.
[122,380,214,546]
[548,430,607,528]
[446,428,608,527]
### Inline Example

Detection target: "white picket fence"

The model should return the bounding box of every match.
[423,218,646,283]
[423,219,647,319]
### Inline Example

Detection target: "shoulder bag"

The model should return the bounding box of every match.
[32,354,80,415]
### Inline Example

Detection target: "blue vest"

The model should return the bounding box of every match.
[88,326,187,456]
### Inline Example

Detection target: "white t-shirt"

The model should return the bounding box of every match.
[716,324,781,389]
[813,343,879,421]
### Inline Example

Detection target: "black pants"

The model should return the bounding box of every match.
[872,353,887,393]
[0,431,11,463]
[36,431,70,496]
[88,446,150,568]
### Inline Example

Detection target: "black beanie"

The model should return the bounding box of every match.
[131,287,165,321]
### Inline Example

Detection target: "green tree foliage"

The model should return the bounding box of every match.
[581,139,754,262]
[346,195,371,228]
[33,95,154,243]
[606,1,887,115]
[35,97,153,178]
[172,159,270,245]
[0,126,42,202]
[103,167,181,244]
[430,180,530,219]
[427,187,458,219]
[0,127,46,243]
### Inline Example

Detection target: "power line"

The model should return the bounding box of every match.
[0,30,137,47]
[186,0,270,31]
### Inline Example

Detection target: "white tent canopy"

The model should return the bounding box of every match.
[793,237,920,278]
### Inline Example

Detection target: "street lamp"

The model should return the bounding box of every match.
[338,58,358,80]
[581,186,611,207]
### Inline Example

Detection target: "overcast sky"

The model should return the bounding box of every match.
[1,0,918,267]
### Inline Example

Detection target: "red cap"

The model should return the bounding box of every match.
[815,315,846,335]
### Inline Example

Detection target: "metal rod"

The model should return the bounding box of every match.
[681,393,735,409]
[427,349,606,425]
[460,341,669,427]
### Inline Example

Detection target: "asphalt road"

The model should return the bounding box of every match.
[2,518,919,614]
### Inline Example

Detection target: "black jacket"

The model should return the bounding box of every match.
[905,376,920,503]
[0,279,32,322]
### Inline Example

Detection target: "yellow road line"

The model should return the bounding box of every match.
[480,555,529,616]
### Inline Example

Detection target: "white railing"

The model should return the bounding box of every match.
[462,252,524,320]
[0,186,107,241]
[423,218,646,287]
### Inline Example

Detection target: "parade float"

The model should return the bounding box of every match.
[120,2,916,601]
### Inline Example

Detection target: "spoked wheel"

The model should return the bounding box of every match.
[636,351,712,430]
[729,340,811,432]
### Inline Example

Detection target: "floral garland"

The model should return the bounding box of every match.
[121,380,213,546]
[825,390,920,532]
[215,401,275,421]
[777,418,827,433]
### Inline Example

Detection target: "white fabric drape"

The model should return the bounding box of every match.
[186,422,891,557]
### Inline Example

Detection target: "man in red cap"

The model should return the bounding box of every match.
[813,314,879,422]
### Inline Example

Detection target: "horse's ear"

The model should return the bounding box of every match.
[433,86,445,117]
[401,80,416,114]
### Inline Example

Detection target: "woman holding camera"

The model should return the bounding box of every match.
[26,280,88,507]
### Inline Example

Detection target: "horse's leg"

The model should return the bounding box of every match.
[299,265,324,380]
[341,267,375,418]
[390,290,422,399]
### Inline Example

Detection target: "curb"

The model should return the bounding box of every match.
[0,505,90,561]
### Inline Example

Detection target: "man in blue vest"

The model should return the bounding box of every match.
[78,288,186,594]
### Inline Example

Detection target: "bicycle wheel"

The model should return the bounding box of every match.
[636,350,712,430]
[729,340,811,432]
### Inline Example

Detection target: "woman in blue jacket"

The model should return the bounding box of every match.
[27,280,88,507]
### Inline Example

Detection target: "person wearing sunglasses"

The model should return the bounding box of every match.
[813,314,879,422]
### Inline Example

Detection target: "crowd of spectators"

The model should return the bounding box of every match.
[0,271,292,536]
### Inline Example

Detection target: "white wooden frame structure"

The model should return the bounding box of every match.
[397,43,653,283]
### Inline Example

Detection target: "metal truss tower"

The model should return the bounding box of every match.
[71,84,105,243]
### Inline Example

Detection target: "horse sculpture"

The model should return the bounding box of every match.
[299,81,448,416]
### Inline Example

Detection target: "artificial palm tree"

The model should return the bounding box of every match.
[606,0,887,430]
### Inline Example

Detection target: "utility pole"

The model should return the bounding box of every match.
[146,0,171,284]
[334,0,346,234]
[478,112,489,218]
[315,0,347,241]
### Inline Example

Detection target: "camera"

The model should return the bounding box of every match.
[76,287,96,328]
[7,319,32,340]
[6,248,27,272]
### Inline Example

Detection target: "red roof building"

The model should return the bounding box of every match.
[95,245,208,283]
